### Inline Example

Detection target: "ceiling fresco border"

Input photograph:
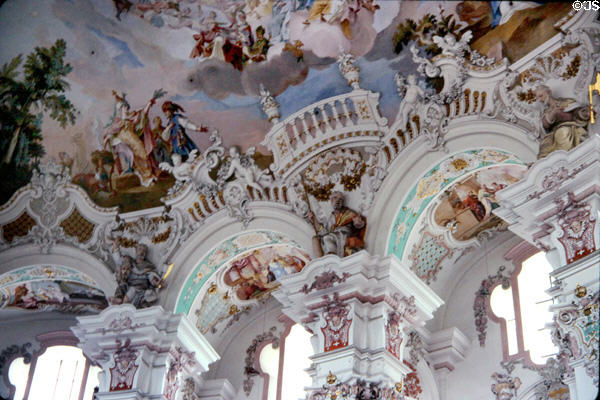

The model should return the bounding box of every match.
[175,229,307,315]
[386,148,524,262]
[0,264,108,313]
[0,265,99,290]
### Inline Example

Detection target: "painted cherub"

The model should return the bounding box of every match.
[395,73,425,130]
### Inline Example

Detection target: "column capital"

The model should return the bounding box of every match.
[273,251,443,388]
[72,304,219,399]
[495,134,600,268]
[275,251,443,325]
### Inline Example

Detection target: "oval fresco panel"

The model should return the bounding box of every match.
[0,265,108,314]
[221,245,308,301]
[433,165,527,241]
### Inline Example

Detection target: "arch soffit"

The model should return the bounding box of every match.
[163,204,314,313]
[0,244,116,296]
[367,119,537,259]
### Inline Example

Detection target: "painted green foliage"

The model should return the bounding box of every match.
[0,39,77,204]
[393,9,465,92]
[393,10,464,57]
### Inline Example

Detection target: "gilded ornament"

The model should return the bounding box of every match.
[395,381,403,392]
[228,304,239,315]
[561,55,581,80]
[450,158,468,171]
[152,227,172,243]
[517,89,536,104]
[208,283,218,294]
[575,284,587,298]
[326,371,337,385]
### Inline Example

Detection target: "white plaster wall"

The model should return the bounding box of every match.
[206,298,288,400]
[436,233,548,400]
[0,311,77,352]
[442,323,540,400]
[0,311,79,397]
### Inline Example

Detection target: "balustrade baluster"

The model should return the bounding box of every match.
[331,101,342,128]
[308,111,320,138]
[299,114,310,143]
[319,105,332,130]
[341,100,353,125]
[290,119,302,149]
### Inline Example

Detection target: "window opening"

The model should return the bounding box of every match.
[281,324,313,400]
[490,285,518,355]
[259,344,280,400]
[29,346,87,400]
[489,252,557,365]
[8,357,30,400]
[518,252,556,364]
[7,344,99,400]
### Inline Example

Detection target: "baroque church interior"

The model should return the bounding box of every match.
[0,1,599,399]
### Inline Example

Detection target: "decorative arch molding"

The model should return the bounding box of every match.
[0,160,119,266]
[412,358,440,400]
[0,264,102,293]
[0,244,116,296]
[368,117,537,258]
[164,204,314,314]
[379,148,526,264]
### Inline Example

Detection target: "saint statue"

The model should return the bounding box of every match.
[307,191,366,257]
[536,85,590,159]
[110,240,161,308]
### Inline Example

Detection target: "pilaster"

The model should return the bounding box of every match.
[71,304,220,400]
[494,134,600,399]
[273,251,443,398]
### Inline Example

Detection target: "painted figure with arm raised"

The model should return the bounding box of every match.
[161,101,207,160]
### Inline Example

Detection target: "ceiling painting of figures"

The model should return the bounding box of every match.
[433,164,527,242]
[192,244,310,335]
[0,266,108,314]
[0,1,571,211]
[222,245,308,301]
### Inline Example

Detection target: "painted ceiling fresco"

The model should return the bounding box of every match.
[404,163,527,284]
[0,1,571,211]
[433,164,526,241]
[195,244,309,335]
[176,230,308,315]
[0,265,108,313]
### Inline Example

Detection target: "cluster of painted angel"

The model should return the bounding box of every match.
[112,0,380,71]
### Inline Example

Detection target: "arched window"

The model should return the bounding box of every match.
[256,323,314,400]
[489,250,557,365]
[6,333,100,400]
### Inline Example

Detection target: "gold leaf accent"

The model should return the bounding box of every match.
[2,212,36,243]
[60,208,95,243]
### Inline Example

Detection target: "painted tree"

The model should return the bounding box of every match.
[0,39,77,203]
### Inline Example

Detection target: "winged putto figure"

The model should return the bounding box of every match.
[159,149,199,193]
[432,31,473,57]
